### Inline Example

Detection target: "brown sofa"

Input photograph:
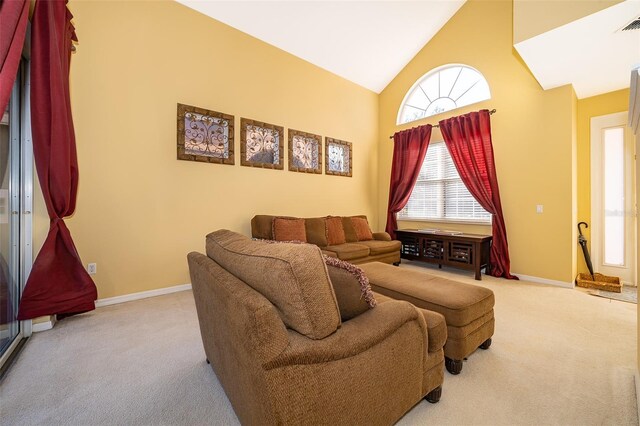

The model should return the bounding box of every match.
[251,214,401,265]
[187,230,444,425]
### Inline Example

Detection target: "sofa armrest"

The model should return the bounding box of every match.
[372,231,392,241]
[264,300,427,369]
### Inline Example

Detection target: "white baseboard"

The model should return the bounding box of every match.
[32,316,56,333]
[512,273,574,289]
[95,283,192,308]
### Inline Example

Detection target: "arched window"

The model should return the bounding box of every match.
[397,64,490,125]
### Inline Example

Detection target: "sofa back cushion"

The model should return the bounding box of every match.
[342,216,359,243]
[326,216,347,246]
[273,217,307,242]
[351,217,374,241]
[206,230,341,339]
[251,215,276,239]
[305,217,329,247]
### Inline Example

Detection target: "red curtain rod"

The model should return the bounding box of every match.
[389,108,497,139]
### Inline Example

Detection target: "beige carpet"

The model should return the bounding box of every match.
[0,261,637,425]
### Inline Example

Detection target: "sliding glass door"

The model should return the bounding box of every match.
[0,60,32,370]
[0,71,22,361]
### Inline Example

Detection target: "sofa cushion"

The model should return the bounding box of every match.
[324,256,376,321]
[251,215,277,239]
[342,216,362,243]
[324,243,370,261]
[326,216,347,246]
[356,239,401,256]
[305,217,328,247]
[273,217,307,242]
[206,230,340,339]
[351,217,373,241]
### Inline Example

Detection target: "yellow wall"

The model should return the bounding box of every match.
[513,0,622,44]
[378,0,577,283]
[60,0,379,299]
[576,89,630,274]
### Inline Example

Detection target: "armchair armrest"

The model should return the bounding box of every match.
[264,300,427,369]
[372,232,392,241]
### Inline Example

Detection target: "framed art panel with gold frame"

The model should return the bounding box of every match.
[288,129,322,174]
[177,103,234,165]
[240,118,284,170]
[325,137,352,177]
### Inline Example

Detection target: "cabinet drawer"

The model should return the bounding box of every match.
[447,242,473,265]
[422,239,444,261]
[398,235,421,257]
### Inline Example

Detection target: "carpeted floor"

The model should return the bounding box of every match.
[0,261,637,425]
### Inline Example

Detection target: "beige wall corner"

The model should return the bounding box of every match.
[66,0,379,299]
[379,0,576,283]
[575,89,630,275]
[513,0,623,44]
[571,87,578,281]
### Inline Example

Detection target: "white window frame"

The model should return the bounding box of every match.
[397,141,492,225]
[396,63,491,125]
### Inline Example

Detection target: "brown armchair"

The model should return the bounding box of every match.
[187,230,444,425]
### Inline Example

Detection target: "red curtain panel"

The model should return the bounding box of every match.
[18,0,97,320]
[439,109,517,279]
[385,125,432,239]
[0,0,29,112]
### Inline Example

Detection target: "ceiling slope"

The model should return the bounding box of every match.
[175,0,465,93]
[514,0,640,99]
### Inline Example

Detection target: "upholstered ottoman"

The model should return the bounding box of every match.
[360,262,495,375]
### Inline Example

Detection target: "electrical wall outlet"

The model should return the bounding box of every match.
[536,205,543,214]
[87,263,97,275]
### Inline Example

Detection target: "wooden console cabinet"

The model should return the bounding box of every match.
[396,229,492,280]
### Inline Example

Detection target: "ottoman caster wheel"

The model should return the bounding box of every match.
[425,385,442,403]
[479,338,492,350]
[445,357,463,375]
[206,358,210,364]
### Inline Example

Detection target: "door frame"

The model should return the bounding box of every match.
[590,111,637,286]
[0,61,33,370]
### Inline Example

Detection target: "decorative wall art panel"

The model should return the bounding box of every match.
[288,129,322,174]
[325,137,352,177]
[176,103,234,165]
[241,118,284,170]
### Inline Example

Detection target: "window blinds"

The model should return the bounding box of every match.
[399,142,491,222]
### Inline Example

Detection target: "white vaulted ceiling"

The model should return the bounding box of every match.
[175,0,466,93]
[515,0,640,98]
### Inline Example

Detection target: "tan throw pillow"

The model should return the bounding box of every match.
[351,217,373,241]
[326,216,346,246]
[272,217,307,242]
[323,255,376,321]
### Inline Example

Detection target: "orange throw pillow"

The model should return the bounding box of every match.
[326,216,346,246]
[272,218,307,242]
[351,217,373,241]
